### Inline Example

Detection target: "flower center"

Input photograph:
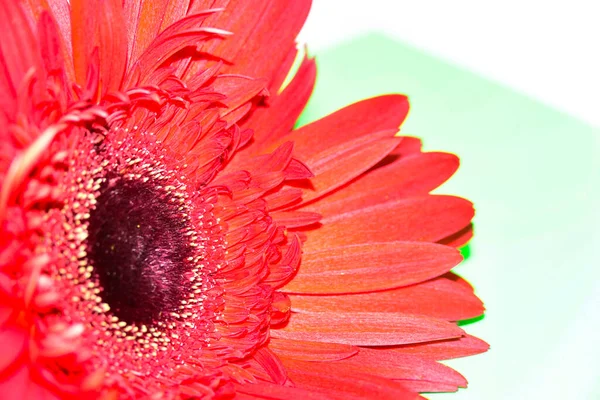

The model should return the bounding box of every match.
[43,130,226,374]
[86,175,195,326]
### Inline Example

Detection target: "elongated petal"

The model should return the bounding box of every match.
[298,131,401,203]
[124,0,190,70]
[288,275,484,321]
[0,364,60,400]
[0,326,27,372]
[281,359,419,400]
[309,152,460,216]
[332,349,467,392]
[272,312,464,346]
[391,335,490,360]
[70,0,127,94]
[282,242,462,294]
[189,0,311,88]
[0,0,41,115]
[303,195,474,252]
[439,224,474,247]
[285,95,409,158]
[244,56,317,154]
[268,338,358,362]
[233,381,332,400]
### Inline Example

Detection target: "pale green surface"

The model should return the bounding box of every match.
[298,34,600,399]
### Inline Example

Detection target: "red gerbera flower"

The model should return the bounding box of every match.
[0,1,487,399]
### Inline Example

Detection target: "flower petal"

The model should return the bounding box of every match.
[0,0,41,114]
[272,312,464,346]
[439,224,474,247]
[259,95,408,202]
[268,338,358,362]
[233,380,331,400]
[297,130,401,203]
[281,359,419,400]
[288,95,409,158]
[70,0,127,94]
[191,0,311,87]
[0,326,27,372]
[244,55,317,155]
[332,348,468,392]
[0,364,60,400]
[288,274,485,321]
[282,242,462,294]
[124,0,190,70]
[309,152,460,216]
[391,335,490,360]
[303,195,474,252]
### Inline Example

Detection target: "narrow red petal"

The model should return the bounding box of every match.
[334,348,467,392]
[247,56,317,152]
[288,274,485,321]
[285,95,409,158]
[23,1,71,63]
[282,242,461,294]
[281,359,419,400]
[191,0,311,88]
[439,224,474,247]
[252,347,288,385]
[0,364,60,400]
[309,152,459,216]
[0,0,41,113]
[0,326,27,372]
[391,136,422,156]
[272,312,464,346]
[298,131,401,203]
[271,210,321,229]
[268,338,358,362]
[124,0,190,70]
[391,335,490,360]
[303,195,474,252]
[233,381,331,400]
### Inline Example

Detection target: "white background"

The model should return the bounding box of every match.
[298,0,600,128]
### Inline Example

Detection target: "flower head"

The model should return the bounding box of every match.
[0,1,486,399]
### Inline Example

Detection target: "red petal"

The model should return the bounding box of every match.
[233,381,331,400]
[439,224,474,247]
[0,326,27,372]
[391,335,490,360]
[268,338,358,362]
[281,359,419,400]
[70,0,127,94]
[0,0,41,114]
[0,364,60,400]
[288,275,485,321]
[334,348,467,392]
[303,195,474,252]
[252,347,288,385]
[131,11,228,83]
[191,0,311,87]
[261,95,408,202]
[310,152,460,216]
[248,56,317,152]
[124,0,190,70]
[298,130,401,203]
[271,210,321,229]
[213,75,267,117]
[392,136,422,156]
[287,95,409,158]
[272,312,464,346]
[22,1,71,64]
[282,242,461,294]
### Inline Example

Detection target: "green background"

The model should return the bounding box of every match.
[297,34,600,399]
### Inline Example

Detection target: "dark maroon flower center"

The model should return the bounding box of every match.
[86,175,195,326]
